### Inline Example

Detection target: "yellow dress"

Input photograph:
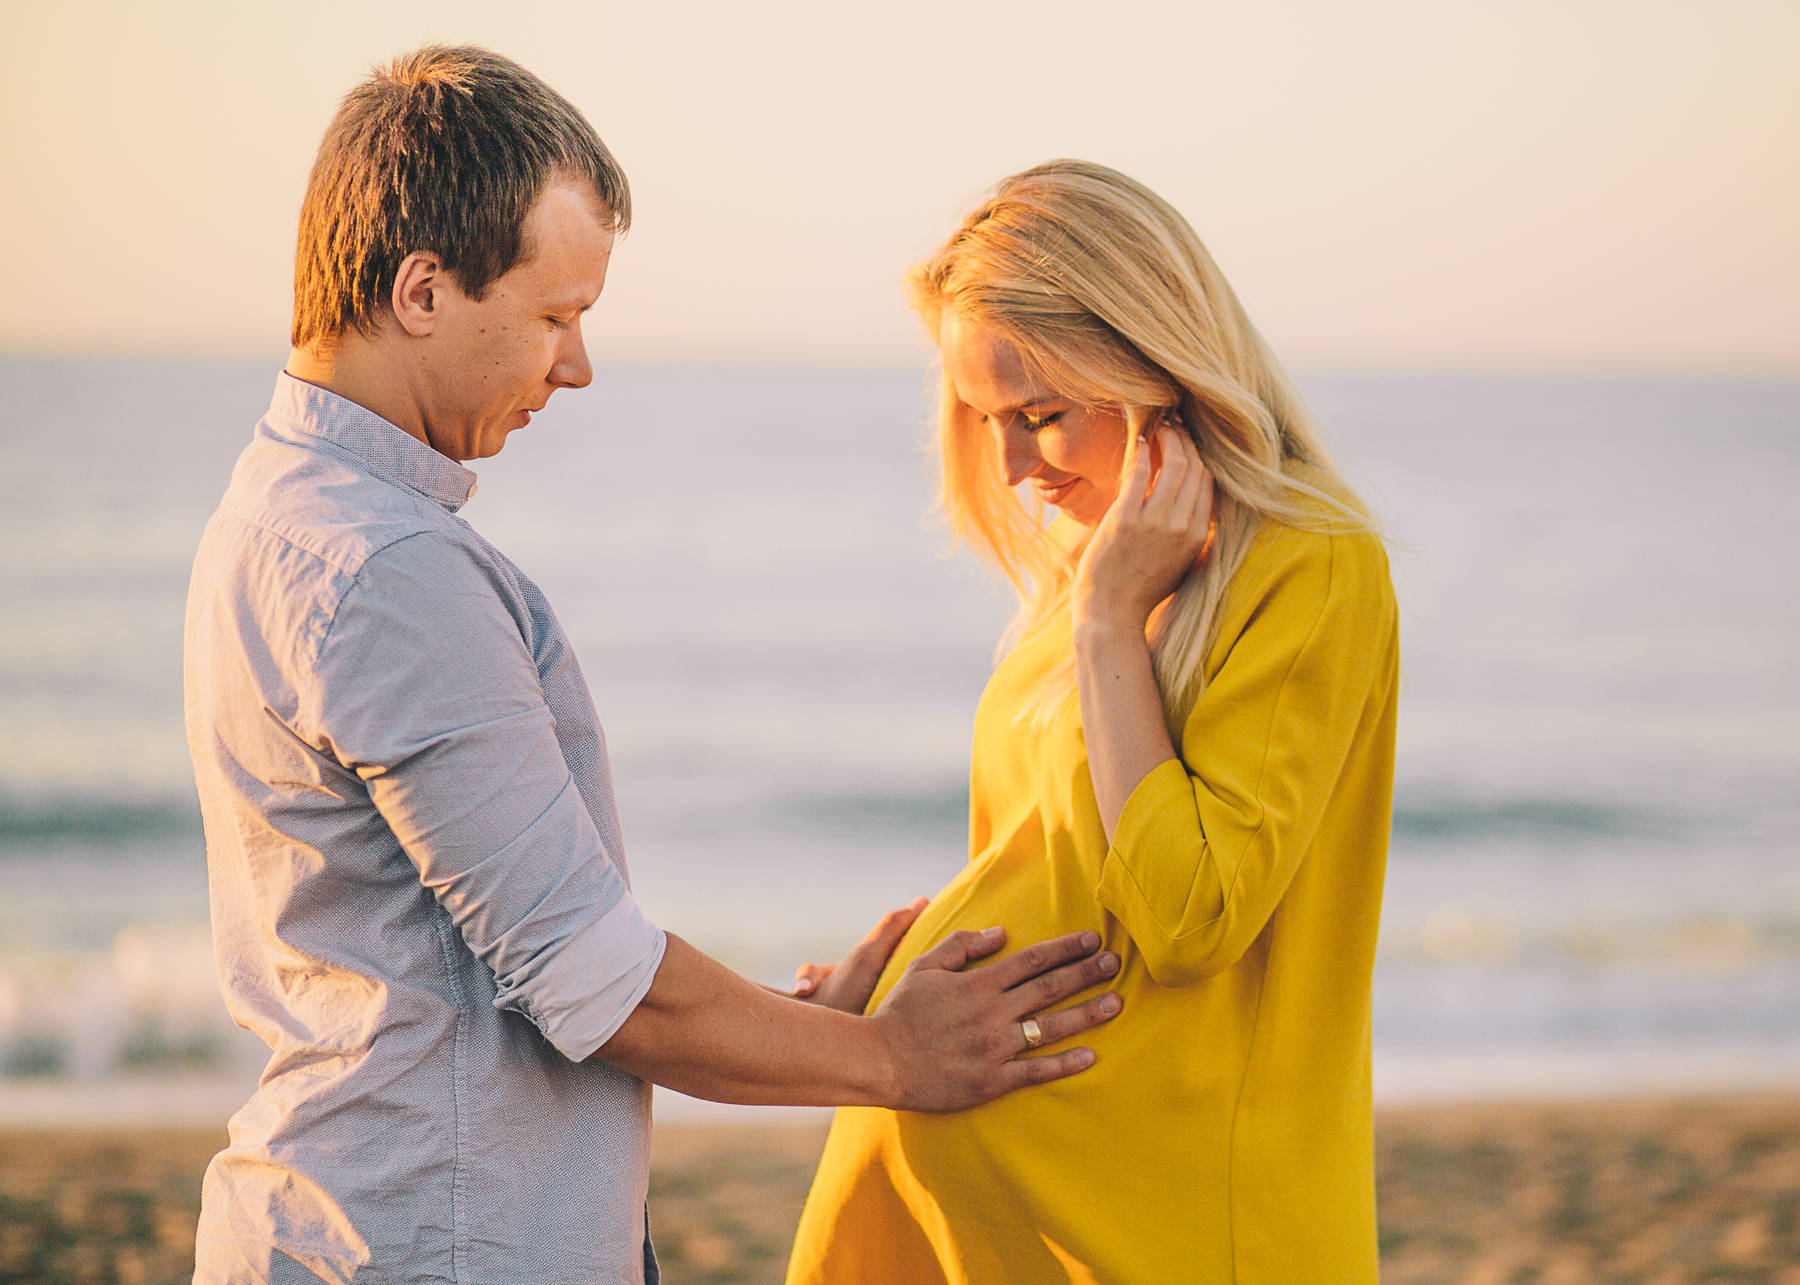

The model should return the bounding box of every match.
[786,519,1400,1284]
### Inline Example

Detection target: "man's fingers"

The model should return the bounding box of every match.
[991,993,1125,1094]
[909,925,1006,973]
[997,1045,1098,1090]
[1020,992,1122,1049]
[984,930,1103,990]
[1004,946,1120,1014]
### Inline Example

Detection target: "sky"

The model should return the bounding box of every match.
[3,0,1796,372]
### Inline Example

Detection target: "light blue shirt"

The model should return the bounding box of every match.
[183,373,667,1284]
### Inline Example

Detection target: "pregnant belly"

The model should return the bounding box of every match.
[864,817,1108,1015]
[864,818,1260,1117]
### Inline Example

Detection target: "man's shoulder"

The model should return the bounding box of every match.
[189,428,499,683]
[210,428,471,581]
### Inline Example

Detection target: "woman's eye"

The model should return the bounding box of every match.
[1022,412,1062,433]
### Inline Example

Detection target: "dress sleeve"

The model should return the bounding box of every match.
[1095,529,1397,987]
[303,531,665,1061]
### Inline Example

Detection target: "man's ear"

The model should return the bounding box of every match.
[390,251,447,337]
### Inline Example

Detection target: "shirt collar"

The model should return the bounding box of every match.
[266,371,479,512]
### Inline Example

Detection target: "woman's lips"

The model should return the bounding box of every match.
[1033,477,1079,505]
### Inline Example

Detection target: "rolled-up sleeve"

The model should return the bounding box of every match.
[303,531,664,1060]
[1096,529,1397,987]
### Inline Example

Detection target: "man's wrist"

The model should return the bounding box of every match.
[862,1010,910,1110]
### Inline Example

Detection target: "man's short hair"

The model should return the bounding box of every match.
[291,45,630,349]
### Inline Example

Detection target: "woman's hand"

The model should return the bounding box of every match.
[1072,418,1215,634]
[792,896,930,1014]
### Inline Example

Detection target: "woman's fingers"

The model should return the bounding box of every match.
[795,896,929,1004]
[1140,423,1191,522]
[790,961,833,997]
[1193,461,1216,528]
[1145,425,1214,558]
[855,896,929,957]
[1115,422,1152,517]
[837,896,929,986]
[1167,437,1204,521]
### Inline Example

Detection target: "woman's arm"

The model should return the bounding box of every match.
[1072,422,1215,841]
[1094,529,1396,985]
[1072,424,1399,987]
[1076,620,1179,843]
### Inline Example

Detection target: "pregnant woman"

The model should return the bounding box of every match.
[786,160,1400,1283]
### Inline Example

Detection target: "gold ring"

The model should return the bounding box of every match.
[1020,1018,1044,1050]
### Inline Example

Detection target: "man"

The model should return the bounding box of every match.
[182,45,1120,1284]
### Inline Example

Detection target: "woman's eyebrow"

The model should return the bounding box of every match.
[956,389,1060,417]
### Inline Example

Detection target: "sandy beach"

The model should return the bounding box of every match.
[1,1094,1795,1283]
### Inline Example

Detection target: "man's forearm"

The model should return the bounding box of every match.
[593,934,900,1106]
[595,926,1122,1114]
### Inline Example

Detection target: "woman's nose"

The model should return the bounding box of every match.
[999,422,1042,487]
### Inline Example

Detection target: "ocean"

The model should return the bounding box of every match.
[2,355,1796,1123]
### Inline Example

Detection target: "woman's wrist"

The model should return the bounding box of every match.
[1073,609,1152,655]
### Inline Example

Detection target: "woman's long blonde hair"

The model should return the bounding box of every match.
[909,159,1376,736]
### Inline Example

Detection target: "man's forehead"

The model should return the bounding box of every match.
[512,192,614,305]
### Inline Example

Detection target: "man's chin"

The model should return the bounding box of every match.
[463,432,514,462]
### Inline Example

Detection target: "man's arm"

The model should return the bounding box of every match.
[309,533,1119,1104]
[598,927,1121,1112]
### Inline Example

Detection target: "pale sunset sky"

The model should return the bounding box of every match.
[3,0,1795,372]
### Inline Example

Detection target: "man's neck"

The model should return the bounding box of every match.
[286,342,433,450]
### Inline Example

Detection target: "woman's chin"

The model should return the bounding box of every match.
[1053,499,1105,530]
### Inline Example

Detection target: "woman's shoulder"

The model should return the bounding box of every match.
[1216,514,1394,651]
[1240,511,1390,595]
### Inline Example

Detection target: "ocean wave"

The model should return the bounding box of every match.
[769,785,969,835]
[0,783,1712,855]
[774,786,1698,848]
[1389,793,1697,845]
[0,794,200,851]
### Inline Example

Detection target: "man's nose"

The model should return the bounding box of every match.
[999,422,1041,487]
[553,327,593,390]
